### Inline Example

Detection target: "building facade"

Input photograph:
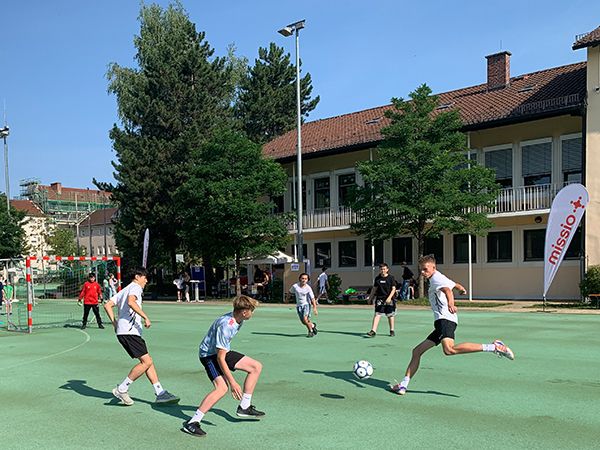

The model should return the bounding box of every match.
[263,28,600,300]
[78,207,119,257]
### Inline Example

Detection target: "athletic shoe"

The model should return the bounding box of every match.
[390,330,395,337]
[98,324,105,329]
[390,383,407,395]
[493,340,515,360]
[112,387,134,406]
[81,324,86,330]
[312,322,318,335]
[155,390,180,404]
[307,331,315,338]
[236,405,265,417]
[366,330,376,337]
[181,421,206,437]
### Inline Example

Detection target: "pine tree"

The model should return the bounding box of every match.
[236,42,319,144]
[98,2,232,270]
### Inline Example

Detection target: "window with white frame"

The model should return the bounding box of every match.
[314,242,331,268]
[523,229,545,261]
[314,177,330,209]
[562,137,582,184]
[364,239,384,266]
[453,234,476,263]
[338,173,356,208]
[290,180,307,211]
[392,237,412,265]
[522,140,551,186]
[424,235,444,264]
[339,241,357,267]
[487,231,512,262]
[485,148,512,187]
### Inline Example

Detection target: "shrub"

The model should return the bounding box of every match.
[327,273,342,304]
[580,265,600,298]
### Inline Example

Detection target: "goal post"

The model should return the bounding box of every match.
[14,255,122,333]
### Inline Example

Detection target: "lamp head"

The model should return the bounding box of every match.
[278,20,305,37]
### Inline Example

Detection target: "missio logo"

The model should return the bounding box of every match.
[548,196,585,266]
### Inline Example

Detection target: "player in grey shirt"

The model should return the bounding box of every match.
[182,295,265,438]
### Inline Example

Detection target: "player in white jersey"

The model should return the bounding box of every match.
[181,295,264,438]
[315,267,329,304]
[290,273,318,337]
[103,267,179,406]
[391,255,514,396]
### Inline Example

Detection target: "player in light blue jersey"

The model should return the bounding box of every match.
[181,295,264,438]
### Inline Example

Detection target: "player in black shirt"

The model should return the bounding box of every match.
[366,263,397,337]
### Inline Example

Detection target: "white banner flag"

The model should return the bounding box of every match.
[543,183,589,297]
[142,228,150,268]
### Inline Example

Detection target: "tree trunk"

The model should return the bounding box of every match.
[417,238,425,298]
[235,252,241,297]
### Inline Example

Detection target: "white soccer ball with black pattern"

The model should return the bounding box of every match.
[353,360,374,380]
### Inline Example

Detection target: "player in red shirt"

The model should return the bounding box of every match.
[79,273,104,329]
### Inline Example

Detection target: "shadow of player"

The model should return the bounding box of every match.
[318,330,373,338]
[303,369,390,390]
[251,332,307,338]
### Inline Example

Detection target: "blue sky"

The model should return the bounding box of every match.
[1,0,599,196]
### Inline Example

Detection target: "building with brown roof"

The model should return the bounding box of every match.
[78,207,119,257]
[264,26,600,300]
[10,199,55,258]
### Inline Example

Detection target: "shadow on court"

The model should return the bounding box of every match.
[318,330,372,338]
[58,379,215,425]
[303,369,390,390]
[251,332,306,338]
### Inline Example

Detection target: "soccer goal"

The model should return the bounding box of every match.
[5,256,121,333]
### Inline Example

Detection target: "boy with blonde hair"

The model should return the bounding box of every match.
[182,295,264,437]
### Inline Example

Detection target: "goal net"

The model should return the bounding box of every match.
[4,256,121,333]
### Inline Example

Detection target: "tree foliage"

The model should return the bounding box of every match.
[236,42,320,144]
[47,227,78,256]
[349,84,499,293]
[176,130,290,290]
[98,2,232,269]
[0,196,27,258]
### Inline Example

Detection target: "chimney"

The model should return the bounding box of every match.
[50,182,62,195]
[486,51,511,90]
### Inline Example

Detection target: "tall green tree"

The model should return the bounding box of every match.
[47,228,78,256]
[235,42,320,144]
[0,196,27,258]
[176,130,290,293]
[97,2,232,271]
[349,84,499,296]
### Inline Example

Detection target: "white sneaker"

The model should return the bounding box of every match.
[112,387,134,406]
[390,382,407,395]
[493,340,515,360]
[155,390,180,404]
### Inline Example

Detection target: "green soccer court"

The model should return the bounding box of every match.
[1,303,598,449]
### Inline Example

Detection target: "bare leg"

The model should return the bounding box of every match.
[388,315,395,332]
[370,314,381,332]
[234,356,263,395]
[405,339,436,378]
[127,353,157,383]
[302,316,314,333]
[198,376,228,413]
[440,338,483,356]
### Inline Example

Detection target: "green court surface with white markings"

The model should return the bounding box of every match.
[1,303,598,449]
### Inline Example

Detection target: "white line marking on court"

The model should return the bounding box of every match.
[1,329,91,370]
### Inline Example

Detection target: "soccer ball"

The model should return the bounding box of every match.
[353,360,374,380]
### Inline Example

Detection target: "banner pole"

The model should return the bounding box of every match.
[543,294,546,312]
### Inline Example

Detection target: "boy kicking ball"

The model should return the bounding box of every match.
[390,255,514,396]
[182,295,264,437]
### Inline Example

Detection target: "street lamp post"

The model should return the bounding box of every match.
[0,126,10,215]
[279,19,305,263]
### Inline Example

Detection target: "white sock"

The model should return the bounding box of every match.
[189,409,205,424]
[240,393,252,409]
[153,382,164,396]
[482,343,496,352]
[400,376,410,389]
[118,377,133,393]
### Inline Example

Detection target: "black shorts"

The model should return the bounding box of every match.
[117,335,149,359]
[374,297,396,317]
[426,319,457,345]
[200,350,245,382]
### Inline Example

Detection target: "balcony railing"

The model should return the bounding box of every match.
[285,183,566,231]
